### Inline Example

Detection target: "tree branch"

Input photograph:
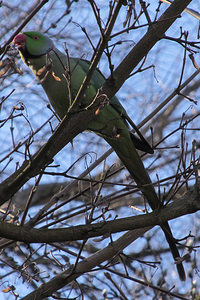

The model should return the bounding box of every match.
[0,184,199,244]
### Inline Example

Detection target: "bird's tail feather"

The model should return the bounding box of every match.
[161,223,185,281]
[108,137,185,281]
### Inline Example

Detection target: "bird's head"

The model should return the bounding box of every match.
[13,31,54,59]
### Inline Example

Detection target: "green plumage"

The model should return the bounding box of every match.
[14,31,185,280]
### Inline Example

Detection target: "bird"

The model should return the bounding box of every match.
[14,31,185,281]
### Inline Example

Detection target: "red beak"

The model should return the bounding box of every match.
[13,33,26,48]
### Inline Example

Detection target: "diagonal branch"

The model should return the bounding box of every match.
[21,227,151,300]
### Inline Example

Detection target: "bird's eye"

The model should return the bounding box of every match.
[33,36,39,40]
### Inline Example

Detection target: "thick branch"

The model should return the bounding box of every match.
[0,186,199,244]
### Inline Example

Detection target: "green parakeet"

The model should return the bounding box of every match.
[14,31,185,280]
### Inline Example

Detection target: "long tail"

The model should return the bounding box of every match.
[108,137,185,281]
